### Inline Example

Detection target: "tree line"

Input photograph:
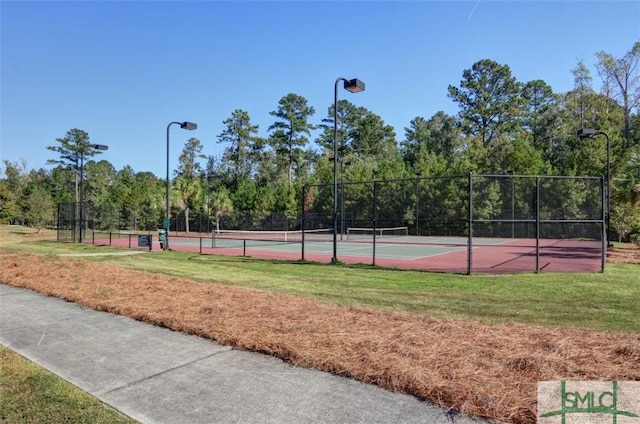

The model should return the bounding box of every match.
[2,43,640,242]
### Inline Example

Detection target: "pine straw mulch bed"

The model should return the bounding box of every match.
[1,254,639,424]
[608,243,640,265]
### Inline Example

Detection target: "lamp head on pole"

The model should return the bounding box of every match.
[577,128,599,139]
[91,144,109,151]
[180,121,198,131]
[344,78,365,93]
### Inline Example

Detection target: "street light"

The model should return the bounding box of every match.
[577,128,611,246]
[165,121,197,250]
[332,77,365,264]
[78,144,109,243]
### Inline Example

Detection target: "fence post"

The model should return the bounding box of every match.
[467,173,473,275]
[415,178,420,236]
[73,202,78,243]
[601,176,606,272]
[301,184,306,261]
[535,176,540,272]
[372,181,378,267]
[56,203,61,241]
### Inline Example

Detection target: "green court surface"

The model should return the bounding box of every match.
[168,234,508,261]
[94,232,604,273]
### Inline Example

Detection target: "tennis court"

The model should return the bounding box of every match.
[104,227,602,274]
[81,174,606,274]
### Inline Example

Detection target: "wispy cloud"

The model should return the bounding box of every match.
[468,0,480,20]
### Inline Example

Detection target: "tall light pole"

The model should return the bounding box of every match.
[332,77,365,264]
[165,121,197,250]
[78,144,109,243]
[577,128,611,246]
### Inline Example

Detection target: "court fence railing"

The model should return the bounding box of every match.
[301,173,606,274]
[63,173,606,275]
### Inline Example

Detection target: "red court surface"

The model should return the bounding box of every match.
[92,233,604,274]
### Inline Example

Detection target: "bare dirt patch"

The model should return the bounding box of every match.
[1,254,639,424]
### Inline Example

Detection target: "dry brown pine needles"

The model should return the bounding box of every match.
[1,254,638,424]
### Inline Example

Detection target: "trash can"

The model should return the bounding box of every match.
[158,229,166,250]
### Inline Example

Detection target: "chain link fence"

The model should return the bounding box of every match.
[56,202,95,243]
[302,174,605,274]
[60,174,605,274]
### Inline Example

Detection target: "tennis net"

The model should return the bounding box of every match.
[346,226,409,240]
[213,228,333,243]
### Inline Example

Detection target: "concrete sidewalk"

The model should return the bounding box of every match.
[0,284,492,424]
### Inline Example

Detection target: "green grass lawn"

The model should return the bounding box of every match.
[2,226,636,333]
[92,250,640,333]
[1,225,639,422]
[0,346,138,424]
[0,226,140,423]
[0,225,126,255]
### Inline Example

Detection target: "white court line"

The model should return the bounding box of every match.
[250,241,467,261]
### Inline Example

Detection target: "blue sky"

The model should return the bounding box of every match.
[2,1,639,178]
